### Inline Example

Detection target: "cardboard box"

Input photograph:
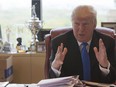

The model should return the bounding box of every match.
[0,56,13,82]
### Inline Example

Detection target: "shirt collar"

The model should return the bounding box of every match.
[77,40,91,46]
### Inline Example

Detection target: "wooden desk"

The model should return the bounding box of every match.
[6,83,37,87]
[0,52,46,84]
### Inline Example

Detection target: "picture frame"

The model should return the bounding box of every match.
[101,22,116,32]
[37,41,46,52]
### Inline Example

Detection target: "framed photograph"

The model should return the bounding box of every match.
[37,41,46,52]
[101,22,116,32]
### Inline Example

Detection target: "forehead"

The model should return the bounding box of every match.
[76,10,93,17]
[73,11,94,20]
[73,16,94,23]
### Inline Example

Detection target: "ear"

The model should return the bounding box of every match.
[93,18,97,28]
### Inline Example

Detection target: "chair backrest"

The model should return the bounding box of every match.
[44,27,116,79]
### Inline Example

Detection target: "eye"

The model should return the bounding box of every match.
[74,22,80,26]
[83,22,89,26]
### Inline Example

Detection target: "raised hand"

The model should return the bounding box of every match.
[52,43,68,70]
[93,39,109,68]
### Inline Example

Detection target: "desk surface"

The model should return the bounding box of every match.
[6,84,37,87]
[6,83,116,87]
[6,84,72,87]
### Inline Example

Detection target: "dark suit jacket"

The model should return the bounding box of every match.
[49,30,116,83]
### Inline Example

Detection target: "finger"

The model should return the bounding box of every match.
[60,43,64,52]
[56,43,63,53]
[62,47,68,61]
[99,39,106,54]
[63,48,68,55]
[56,46,60,53]
[93,47,99,59]
[99,39,105,50]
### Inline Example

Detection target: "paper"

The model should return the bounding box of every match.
[0,81,9,87]
[6,84,38,87]
[37,76,80,87]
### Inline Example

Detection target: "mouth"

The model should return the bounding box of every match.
[77,34,86,42]
[79,34,85,37]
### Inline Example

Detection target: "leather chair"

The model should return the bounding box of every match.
[44,27,116,79]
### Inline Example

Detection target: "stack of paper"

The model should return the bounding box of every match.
[37,76,82,87]
[0,81,9,87]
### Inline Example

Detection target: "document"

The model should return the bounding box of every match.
[6,83,38,87]
[0,81,9,87]
[37,76,83,87]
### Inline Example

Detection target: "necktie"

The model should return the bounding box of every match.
[81,42,91,81]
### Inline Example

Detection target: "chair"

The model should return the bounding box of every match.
[44,27,116,79]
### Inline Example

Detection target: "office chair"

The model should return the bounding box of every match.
[44,27,116,79]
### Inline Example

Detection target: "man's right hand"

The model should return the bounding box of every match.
[51,43,68,70]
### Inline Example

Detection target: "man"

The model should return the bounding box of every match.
[49,5,116,83]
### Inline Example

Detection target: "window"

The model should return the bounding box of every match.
[0,0,31,48]
[0,0,116,50]
[42,0,116,28]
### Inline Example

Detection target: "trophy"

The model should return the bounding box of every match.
[28,4,42,52]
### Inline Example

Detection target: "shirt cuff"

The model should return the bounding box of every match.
[51,66,61,77]
[99,62,110,76]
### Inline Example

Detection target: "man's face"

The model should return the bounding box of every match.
[72,16,96,42]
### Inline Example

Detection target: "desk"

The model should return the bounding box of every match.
[6,84,71,87]
[5,82,116,87]
[6,84,37,87]
[6,83,116,87]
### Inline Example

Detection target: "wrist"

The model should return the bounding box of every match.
[100,64,108,69]
[52,60,63,70]
[100,61,110,69]
[100,60,109,69]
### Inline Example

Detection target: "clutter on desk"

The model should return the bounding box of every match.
[0,81,9,87]
[37,75,84,87]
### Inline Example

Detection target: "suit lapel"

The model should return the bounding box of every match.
[61,31,83,77]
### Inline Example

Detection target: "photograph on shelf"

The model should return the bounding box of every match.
[101,22,116,33]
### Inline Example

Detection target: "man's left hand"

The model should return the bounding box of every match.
[93,38,109,68]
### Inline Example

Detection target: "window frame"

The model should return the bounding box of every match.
[32,0,42,20]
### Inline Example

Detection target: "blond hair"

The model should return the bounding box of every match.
[71,5,97,21]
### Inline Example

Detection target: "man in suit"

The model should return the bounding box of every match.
[49,5,116,83]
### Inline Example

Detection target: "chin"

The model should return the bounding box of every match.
[77,38,88,42]
[78,39,85,42]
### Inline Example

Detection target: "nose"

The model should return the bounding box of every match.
[78,24,85,32]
